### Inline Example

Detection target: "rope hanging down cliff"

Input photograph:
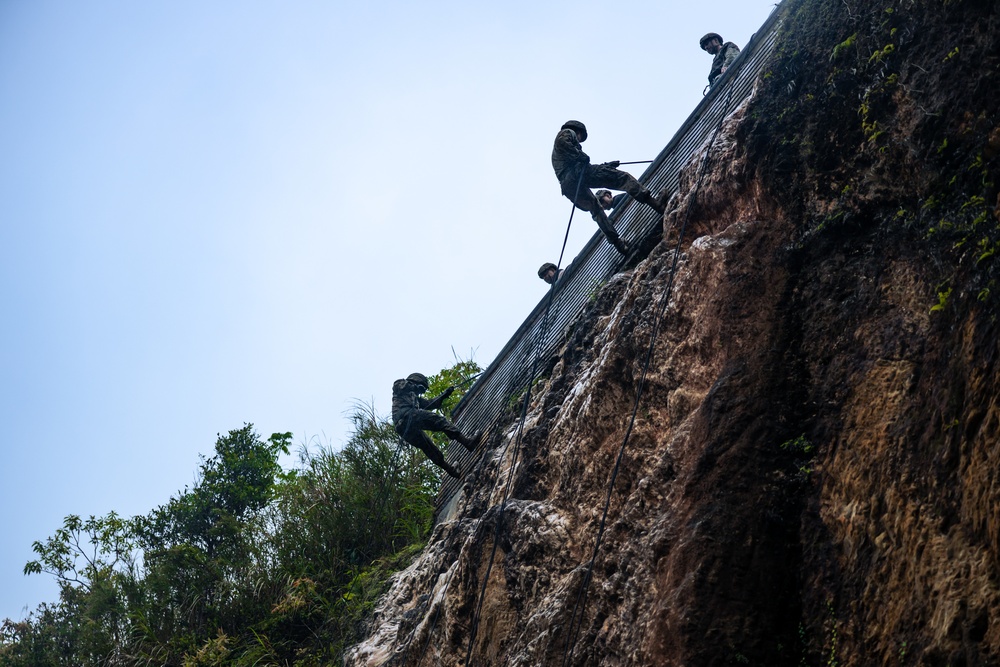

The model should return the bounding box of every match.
[388,169,588,667]
[459,168,586,667]
[402,120,689,665]
[560,71,743,667]
[395,107,724,662]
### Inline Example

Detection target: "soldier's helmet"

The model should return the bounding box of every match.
[406,372,429,390]
[537,262,558,278]
[700,33,723,48]
[561,120,587,141]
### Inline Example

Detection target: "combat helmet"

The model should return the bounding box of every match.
[538,262,558,278]
[561,120,587,141]
[406,372,429,389]
[700,33,723,49]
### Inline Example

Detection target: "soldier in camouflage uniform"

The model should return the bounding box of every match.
[552,120,665,255]
[596,189,626,211]
[538,262,563,285]
[700,33,741,87]
[392,372,482,479]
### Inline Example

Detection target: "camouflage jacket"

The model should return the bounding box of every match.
[391,379,445,423]
[551,128,590,183]
[708,42,741,84]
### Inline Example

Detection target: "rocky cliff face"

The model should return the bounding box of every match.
[346,1,1000,665]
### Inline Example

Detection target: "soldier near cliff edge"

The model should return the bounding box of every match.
[700,32,741,87]
[596,189,626,212]
[538,262,563,285]
[552,120,665,255]
[392,372,482,479]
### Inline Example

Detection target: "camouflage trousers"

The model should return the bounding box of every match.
[393,409,466,472]
[559,164,649,248]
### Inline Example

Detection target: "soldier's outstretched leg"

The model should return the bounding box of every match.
[564,182,630,254]
[591,208,630,255]
[411,409,484,454]
[588,165,665,216]
[633,189,666,215]
[395,411,461,479]
[402,427,461,478]
[612,178,664,216]
[446,427,484,452]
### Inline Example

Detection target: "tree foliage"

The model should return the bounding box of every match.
[1,359,481,666]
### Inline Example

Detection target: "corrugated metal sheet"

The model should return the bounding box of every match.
[435,8,783,510]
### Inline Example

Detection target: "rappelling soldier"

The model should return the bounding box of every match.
[551,120,665,255]
[700,33,741,87]
[392,372,482,478]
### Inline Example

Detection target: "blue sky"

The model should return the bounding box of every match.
[0,0,778,622]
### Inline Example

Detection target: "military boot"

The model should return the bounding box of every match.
[654,189,670,212]
[611,237,631,255]
[443,462,462,479]
[459,430,484,452]
[636,190,666,215]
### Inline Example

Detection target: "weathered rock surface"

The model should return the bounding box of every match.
[347,1,1000,665]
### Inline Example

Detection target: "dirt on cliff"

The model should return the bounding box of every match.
[346,1,1000,665]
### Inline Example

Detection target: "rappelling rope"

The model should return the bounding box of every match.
[560,76,742,667]
[391,169,589,667]
[399,150,662,665]
[375,370,487,666]
[460,167,586,666]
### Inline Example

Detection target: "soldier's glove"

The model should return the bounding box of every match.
[606,160,620,169]
[442,386,456,399]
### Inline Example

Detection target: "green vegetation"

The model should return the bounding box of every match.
[1,361,479,666]
[930,285,953,312]
[780,434,816,480]
[425,355,482,451]
[587,277,607,303]
[867,42,894,64]
[829,33,856,61]
[824,599,839,667]
[745,0,1000,316]
[780,435,814,456]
